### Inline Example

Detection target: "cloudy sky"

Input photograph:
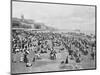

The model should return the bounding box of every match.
[12,1,95,33]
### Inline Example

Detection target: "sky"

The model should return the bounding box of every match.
[12,1,95,33]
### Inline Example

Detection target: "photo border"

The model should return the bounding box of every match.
[10,0,97,74]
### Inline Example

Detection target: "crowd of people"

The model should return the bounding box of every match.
[11,29,96,67]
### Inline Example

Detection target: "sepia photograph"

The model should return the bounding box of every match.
[11,0,96,74]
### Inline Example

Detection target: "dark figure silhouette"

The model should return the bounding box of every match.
[65,56,68,64]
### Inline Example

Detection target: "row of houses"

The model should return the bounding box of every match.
[12,15,49,30]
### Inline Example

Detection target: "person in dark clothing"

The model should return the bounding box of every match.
[91,52,95,60]
[91,49,95,60]
[76,57,81,63]
[24,53,28,63]
[65,56,68,64]
[50,50,56,60]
